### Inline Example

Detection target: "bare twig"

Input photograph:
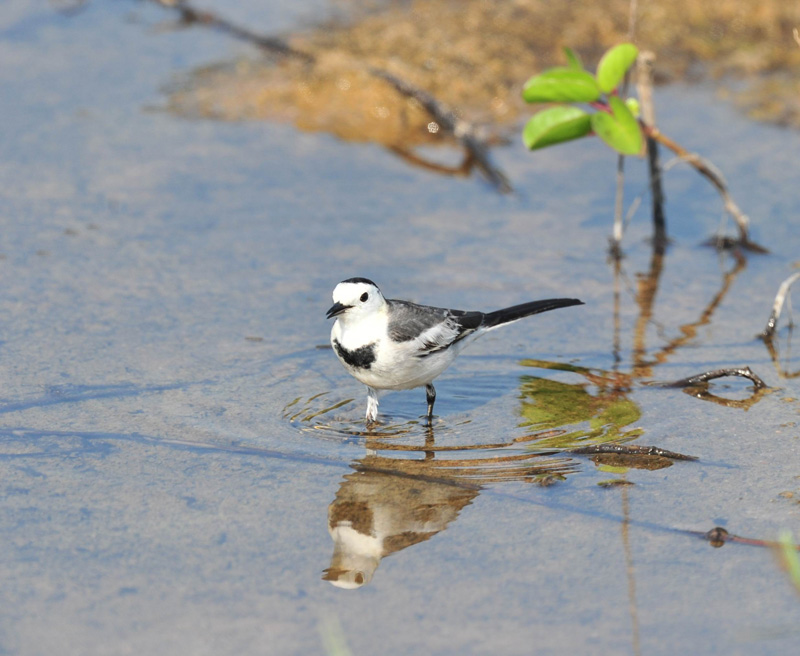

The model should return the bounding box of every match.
[794,27,800,48]
[661,366,767,389]
[646,126,765,252]
[760,271,800,339]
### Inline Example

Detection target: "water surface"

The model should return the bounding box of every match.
[1,2,800,655]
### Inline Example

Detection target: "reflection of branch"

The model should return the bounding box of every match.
[760,271,800,339]
[679,387,767,409]
[646,126,766,252]
[148,0,511,192]
[612,259,624,367]
[356,456,571,486]
[761,334,800,379]
[631,250,664,380]
[370,69,511,193]
[633,250,747,378]
[387,146,474,178]
[150,0,314,62]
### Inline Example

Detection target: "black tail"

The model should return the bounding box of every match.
[483,298,583,329]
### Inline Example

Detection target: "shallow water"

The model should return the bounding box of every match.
[1,1,800,655]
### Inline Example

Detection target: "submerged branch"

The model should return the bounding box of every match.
[661,366,767,389]
[760,271,800,339]
[149,0,510,192]
[149,0,314,62]
[570,443,696,461]
[699,526,800,551]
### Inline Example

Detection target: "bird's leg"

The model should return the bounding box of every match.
[365,387,380,424]
[425,383,436,423]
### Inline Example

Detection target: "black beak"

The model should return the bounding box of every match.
[326,302,350,319]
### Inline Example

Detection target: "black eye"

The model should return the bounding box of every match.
[360,292,369,302]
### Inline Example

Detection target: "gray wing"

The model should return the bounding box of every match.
[386,299,485,355]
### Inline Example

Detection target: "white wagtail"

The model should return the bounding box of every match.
[326,278,583,423]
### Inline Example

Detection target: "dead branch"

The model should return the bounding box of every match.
[646,126,766,252]
[760,271,800,339]
[661,366,767,389]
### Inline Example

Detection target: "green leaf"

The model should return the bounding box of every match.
[590,95,643,155]
[563,47,583,70]
[596,43,639,93]
[625,97,641,118]
[522,68,600,103]
[778,531,800,593]
[522,106,592,150]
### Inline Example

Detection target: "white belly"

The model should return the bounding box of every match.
[332,327,468,391]
[352,342,461,390]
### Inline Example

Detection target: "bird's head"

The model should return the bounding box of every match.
[326,278,386,321]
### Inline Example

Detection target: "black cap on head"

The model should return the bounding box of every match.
[341,277,377,287]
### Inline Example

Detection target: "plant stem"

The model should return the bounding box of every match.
[644,125,754,247]
[636,52,666,254]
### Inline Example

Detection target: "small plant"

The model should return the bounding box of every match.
[521,43,762,253]
[522,44,642,155]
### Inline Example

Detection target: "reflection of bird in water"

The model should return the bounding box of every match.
[323,443,574,589]
[322,463,478,589]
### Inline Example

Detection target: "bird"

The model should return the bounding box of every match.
[326,278,583,423]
